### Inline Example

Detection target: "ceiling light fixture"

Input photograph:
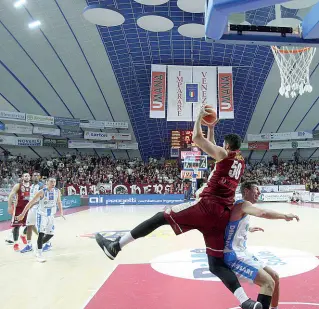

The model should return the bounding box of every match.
[14,0,26,8]
[28,20,41,29]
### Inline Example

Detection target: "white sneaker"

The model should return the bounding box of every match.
[36,251,46,263]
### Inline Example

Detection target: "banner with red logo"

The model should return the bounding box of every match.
[192,66,217,121]
[167,66,193,121]
[66,182,183,195]
[218,67,234,119]
[150,64,166,119]
[181,170,202,179]
[248,141,269,150]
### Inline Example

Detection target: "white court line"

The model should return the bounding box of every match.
[81,264,118,309]
[229,302,319,309]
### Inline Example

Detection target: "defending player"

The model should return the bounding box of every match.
[17,178,64,263]
[20,171,44,253]
[7,172,31,251]
[95,107,262,309]
[224,180,299,309]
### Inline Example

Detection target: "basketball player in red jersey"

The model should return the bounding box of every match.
[96,107,262,309]
[7,172,31,252]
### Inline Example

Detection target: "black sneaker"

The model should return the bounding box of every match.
[95,233,121,260]
[241,299,262,309]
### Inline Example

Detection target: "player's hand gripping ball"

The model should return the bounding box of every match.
[201,105,217,126]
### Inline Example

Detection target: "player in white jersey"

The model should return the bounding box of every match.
[21,171,44,253]
[224,181,299,309]
[17,178,64,263]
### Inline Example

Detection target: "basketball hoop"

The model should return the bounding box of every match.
[271,46,316,98]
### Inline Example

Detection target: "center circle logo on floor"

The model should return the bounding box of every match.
[150,246,319,281]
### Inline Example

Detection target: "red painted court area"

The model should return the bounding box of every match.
[85,261,319,309]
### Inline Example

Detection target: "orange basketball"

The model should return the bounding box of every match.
[201,105,217,125]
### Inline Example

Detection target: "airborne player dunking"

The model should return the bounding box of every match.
[95,106,262,309]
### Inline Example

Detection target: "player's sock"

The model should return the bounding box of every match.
[130,212,168,239]
[119,232,134,249]
[27,240,31,244]
[234,287,249,304]
[257,294,272,309]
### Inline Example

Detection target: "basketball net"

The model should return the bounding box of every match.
[271,46,316,98]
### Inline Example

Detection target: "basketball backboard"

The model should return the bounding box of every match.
[205,0,319,46]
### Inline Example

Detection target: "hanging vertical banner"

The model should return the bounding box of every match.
[192,66,217,121]
[167,66,193,121]
[218,67,234,119]
[150,64,166,119]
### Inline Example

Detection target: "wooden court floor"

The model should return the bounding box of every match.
[1,203,319,309]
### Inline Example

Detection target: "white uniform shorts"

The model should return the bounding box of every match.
[26,206,38,226]
[224,250,266,283]
[36,213,55,235]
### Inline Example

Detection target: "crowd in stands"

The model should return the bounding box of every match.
[0,152,318,193]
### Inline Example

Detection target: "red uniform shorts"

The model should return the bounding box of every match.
[11,207,28,227]
[163,197,230,258]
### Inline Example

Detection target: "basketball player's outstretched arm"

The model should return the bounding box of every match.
[7,184,19,215]
[16,190,44,221]
[193,108,227,161]
[242,201,300,221]
[206,120,219,145]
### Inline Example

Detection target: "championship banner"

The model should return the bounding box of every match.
[150,64,166,119]
[84,131,108,141]
[218,67,234,119]
[107,133,131,141]
[4,124,33,135]
[33,126,60,136]
[26,114,54,125]
[248,141,269,150]
[0,111,25,122]
[192,66,217,121]
[54,117,80,127]
[60,128,83,138]
[80,119,105,129]
[117,142,138,150]
[247,131,313,142]
[17,137,43,146]
[0,135,16,145]
[185,83,199,103]
[104,121,129,129]
[167,65,193,121]
[43,138,68,148]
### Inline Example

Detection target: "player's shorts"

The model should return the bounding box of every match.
[11,207,28,227]
[36,213,55,235]
[224,250,265,283]
[164,197,231,258]
[26,206,38,226]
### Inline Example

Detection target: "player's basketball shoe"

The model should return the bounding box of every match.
[43,243,52,252]
[20,235,27,245]
[241,299,262,309]
[20,244,33,253]
[36,251,46,263]
[95,233,121,260]
[13,243,20,252]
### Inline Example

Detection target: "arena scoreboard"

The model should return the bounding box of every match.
[171,130,193,148]
[171,130,206,149]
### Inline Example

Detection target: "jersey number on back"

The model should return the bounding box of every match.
[228,160,242,180]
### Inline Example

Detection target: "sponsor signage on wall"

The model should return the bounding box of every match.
[54,117,80,127]
[248,131,313,142]
[33,126,60,136]
[17,137,43,146]
[43,138,68,148]
[26,114,54,125]
[0,111,25,122]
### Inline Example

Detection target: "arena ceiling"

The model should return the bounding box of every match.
[0,0,318,160]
